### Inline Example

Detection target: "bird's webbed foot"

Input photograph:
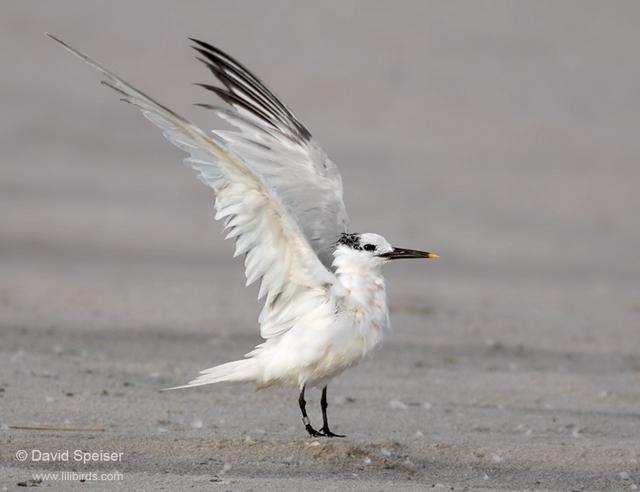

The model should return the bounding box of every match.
[305,423,323,437]
[319,426,345,438]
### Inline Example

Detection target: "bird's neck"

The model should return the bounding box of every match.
[332,249,387,306]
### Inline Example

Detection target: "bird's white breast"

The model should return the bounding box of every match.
[296,250,391,387]
[251,249,392,389]
[334,261,390,350]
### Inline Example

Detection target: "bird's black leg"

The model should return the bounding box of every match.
[320,386,345,437]
[299,386,322,437]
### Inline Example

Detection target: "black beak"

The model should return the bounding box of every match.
[379,247,439,260]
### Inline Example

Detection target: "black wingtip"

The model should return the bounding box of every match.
[188,38,313,143]
[194,82,223,93]
[45,32,67,48]
[189,38,215,51]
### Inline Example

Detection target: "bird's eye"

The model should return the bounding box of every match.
[363,244,376,251]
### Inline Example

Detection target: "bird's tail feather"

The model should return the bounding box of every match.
[163,359,257,390]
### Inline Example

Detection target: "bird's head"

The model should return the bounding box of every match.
[333,232,438,269]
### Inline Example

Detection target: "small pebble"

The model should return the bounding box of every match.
[389,399,408,410]
[11,350,25,363]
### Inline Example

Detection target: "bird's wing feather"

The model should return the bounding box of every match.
[47,34,335,340]
[189,39,349,268]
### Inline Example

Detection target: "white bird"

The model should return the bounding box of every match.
[48,34,438,437]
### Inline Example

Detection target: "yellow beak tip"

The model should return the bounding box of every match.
[427,253,439,259]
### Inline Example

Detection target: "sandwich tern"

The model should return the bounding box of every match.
[48,35,438,437]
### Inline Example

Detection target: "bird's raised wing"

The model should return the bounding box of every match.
[189,39,349,268]
[48,35,336,340]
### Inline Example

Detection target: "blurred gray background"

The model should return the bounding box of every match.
[1,1,639,490]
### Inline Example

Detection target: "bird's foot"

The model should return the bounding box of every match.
[320,426,345,438]
[305,424,323,437]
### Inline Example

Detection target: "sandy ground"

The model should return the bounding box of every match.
[1,1,640,490]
